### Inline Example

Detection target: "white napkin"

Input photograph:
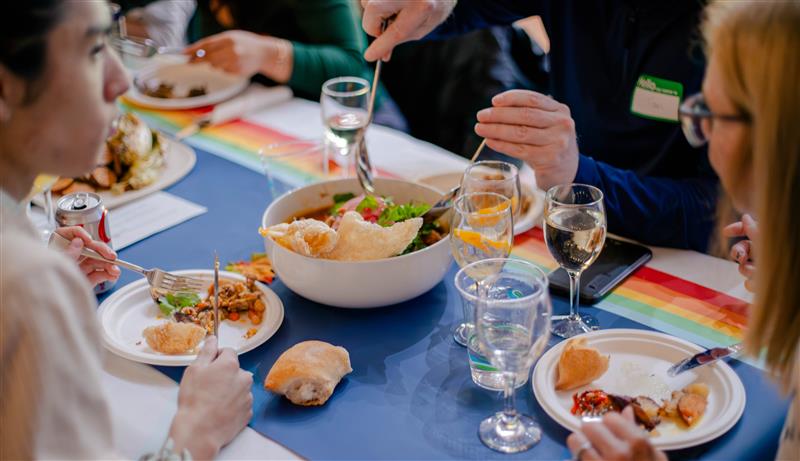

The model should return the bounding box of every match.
[207,85,293,125]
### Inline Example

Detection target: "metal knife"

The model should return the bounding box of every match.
[667,342,743,377]
[213,252,220,338]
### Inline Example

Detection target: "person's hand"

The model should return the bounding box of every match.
[723,214,758,292]
[55,226,121,286]
[567,407,668,461]
[361,0,457,61]
[169,337,253,459]
[186,30,269,77]
[475,90,580,192]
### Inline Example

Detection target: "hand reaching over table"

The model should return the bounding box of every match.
[567,407,668,461]
[55,226,121,286]
[361,0,457,61]
[475,90,580,192]
[169,336,254,459]
[723,214,758,292]
[186,30,293,83]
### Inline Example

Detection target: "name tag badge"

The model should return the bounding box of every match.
[630,74,683,123]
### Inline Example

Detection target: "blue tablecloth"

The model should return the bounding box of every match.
[104,148,789,460]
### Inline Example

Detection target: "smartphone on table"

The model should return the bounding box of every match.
[548,236,652,304]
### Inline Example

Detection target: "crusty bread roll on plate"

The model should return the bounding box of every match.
[265,340,352,406]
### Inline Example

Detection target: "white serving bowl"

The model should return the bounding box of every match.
[261,178,452,308]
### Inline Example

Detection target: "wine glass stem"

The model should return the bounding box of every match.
[44,189,56,232]
[568,270,581,321]
[500,372,519,429]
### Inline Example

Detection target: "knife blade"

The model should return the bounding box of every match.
[213,252,220,338]
[667,342,743,377]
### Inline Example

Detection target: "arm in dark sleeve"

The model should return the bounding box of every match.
[574,154,718,252]
[429,0,543,38]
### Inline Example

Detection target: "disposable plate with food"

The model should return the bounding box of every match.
[126,62,248,110]
[98,270,284,366]
[532,329,745,450]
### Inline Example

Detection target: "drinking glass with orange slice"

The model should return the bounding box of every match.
[450,192,514,347]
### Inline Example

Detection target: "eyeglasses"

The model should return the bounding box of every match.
[679,92,750,147]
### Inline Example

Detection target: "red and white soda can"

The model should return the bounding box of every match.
[55,192,115,294]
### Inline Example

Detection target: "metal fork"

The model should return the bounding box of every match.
[50,233,206,293]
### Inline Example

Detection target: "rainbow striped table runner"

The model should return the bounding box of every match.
[513,228,748,351]
[120,99,397,186]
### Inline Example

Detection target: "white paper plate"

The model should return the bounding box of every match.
[37,137,196,210]
[531,329,745,451]
[416,164,544,235]
[126,62,248,109]
[98,270,284,366]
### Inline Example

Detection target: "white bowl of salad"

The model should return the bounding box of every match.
[261,178,452,308]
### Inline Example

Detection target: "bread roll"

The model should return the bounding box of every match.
[555,338,609,390]
[264,340,352,406]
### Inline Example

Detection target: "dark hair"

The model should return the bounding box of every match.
[0,1,65,82]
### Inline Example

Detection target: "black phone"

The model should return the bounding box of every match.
[548,236,652,304]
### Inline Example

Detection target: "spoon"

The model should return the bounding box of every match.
[421,139,487,224]
[111,35,205,59]
[354,19,389,195]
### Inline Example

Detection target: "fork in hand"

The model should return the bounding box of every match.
[50,233,206,294]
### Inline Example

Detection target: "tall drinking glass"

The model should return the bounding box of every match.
[474,258,552,453]
[320,77,370,177]
[450,192,514,347]
[543,184,606,338]
[461,160,521,221]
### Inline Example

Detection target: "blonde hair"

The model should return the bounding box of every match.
[703,1,800,390]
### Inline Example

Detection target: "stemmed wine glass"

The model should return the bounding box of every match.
[543,184,606,338]
[473,258,552,453]
[320,77,370,178]
[26,174,60,242]
[450,192,514,347]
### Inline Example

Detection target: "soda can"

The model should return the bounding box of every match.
[55,192,115,294]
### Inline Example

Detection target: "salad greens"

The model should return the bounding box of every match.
[329,193,356,215]
[158,292,201,317]
[356,195,380,213]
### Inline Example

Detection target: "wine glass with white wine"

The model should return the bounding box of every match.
[543,184,606,338]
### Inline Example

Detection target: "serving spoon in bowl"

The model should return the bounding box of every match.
[421,139,487,224]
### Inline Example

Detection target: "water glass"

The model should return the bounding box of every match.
[461,160,522,221]
[320,77,370,176]
[474,258,552,453]
[455,261,529,391]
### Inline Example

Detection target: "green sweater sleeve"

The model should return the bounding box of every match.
[287,0,369,100]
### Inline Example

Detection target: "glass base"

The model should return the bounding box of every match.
[551,314,599,339]
[453,322,469,347]
[479,412,542,453]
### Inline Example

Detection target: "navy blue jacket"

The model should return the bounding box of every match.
[432,0,716,251]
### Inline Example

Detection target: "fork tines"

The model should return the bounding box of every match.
[161,273,207,292]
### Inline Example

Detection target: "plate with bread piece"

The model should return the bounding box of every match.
[98,270,284,366]
[531,329,745,450]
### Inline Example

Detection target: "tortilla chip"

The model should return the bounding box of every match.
[326,211,422,261]
[261,219,338,257]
